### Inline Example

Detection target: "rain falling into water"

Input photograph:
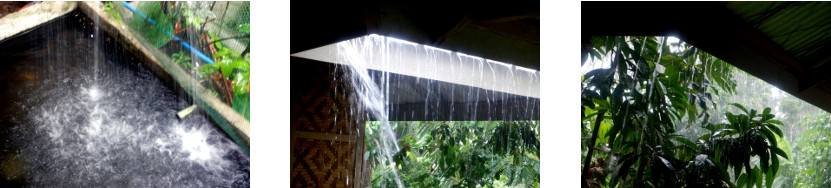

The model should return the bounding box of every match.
[0,10,248,187]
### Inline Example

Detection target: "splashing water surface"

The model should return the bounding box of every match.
[0,11,248,187]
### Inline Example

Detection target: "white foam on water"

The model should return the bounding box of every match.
[86,86,101,101]
[8,20,249,186]
[175,125,222,164]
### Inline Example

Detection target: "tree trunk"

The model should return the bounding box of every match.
[582,112,605,187]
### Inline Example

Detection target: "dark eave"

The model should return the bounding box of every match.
[583,1,831,114]
[291,0,540,70]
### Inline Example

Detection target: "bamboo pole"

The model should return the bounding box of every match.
[177,104,198,119]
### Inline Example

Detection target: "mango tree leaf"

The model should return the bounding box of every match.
[657,156,675,171]
[736,173,747,187]
[765,166,775,188]
[731,103,749,115]
[673,137,698,151]
[771,155,779,175]
[765,125,784,141]
[770,147,788,159]
[765,119,783,126]
[759,128,777,148]
[753,167,763,188]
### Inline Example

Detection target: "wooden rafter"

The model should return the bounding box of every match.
[469,21,540,45]
[294,131,358,142]
[433,14,473,45]
[479,12,539,24]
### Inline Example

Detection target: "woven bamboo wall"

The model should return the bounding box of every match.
[291,58,370,187]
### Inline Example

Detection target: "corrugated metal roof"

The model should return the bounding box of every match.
[727,2,831,68]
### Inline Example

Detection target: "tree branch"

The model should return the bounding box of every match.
[211,34,250,44]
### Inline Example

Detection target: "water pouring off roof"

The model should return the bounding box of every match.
[292,34,540,99]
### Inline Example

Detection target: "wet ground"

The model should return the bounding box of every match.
[0,11,249,187]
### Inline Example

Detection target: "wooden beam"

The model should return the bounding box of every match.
[352,119,368,187]
[469,21,540,45]
[433,14,473,46]
[800,79,828,92]
[794,42,831,92]
[294,131,358,142]
[668,3,808,92]
[479,13,539,24]
[800,64,831,92]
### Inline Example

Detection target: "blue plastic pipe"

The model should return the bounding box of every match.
[122,1,215,64]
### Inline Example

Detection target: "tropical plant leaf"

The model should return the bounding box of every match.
[769,146,788,159]
[731,103,750,115]
[765,124,784,138]
[736,173,747,187]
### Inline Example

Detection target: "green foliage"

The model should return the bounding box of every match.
[232,69,250,96]
[236,23,251,54]
[209,32,250,97]
[237,23,250,33]
[231,92,249,120]
[582,36,788,187]
[172,51,192,69]
[790,114,831,187]
[696,65,827,188]
[103,1,122,24]
[130,1,174,47]
[583,36,731,187]
[180,7,204,31]
[179,32,250,119]
[367,121,540,187]
[205,32,249,81]
[123,1,250,120]
[702,104,788,188]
